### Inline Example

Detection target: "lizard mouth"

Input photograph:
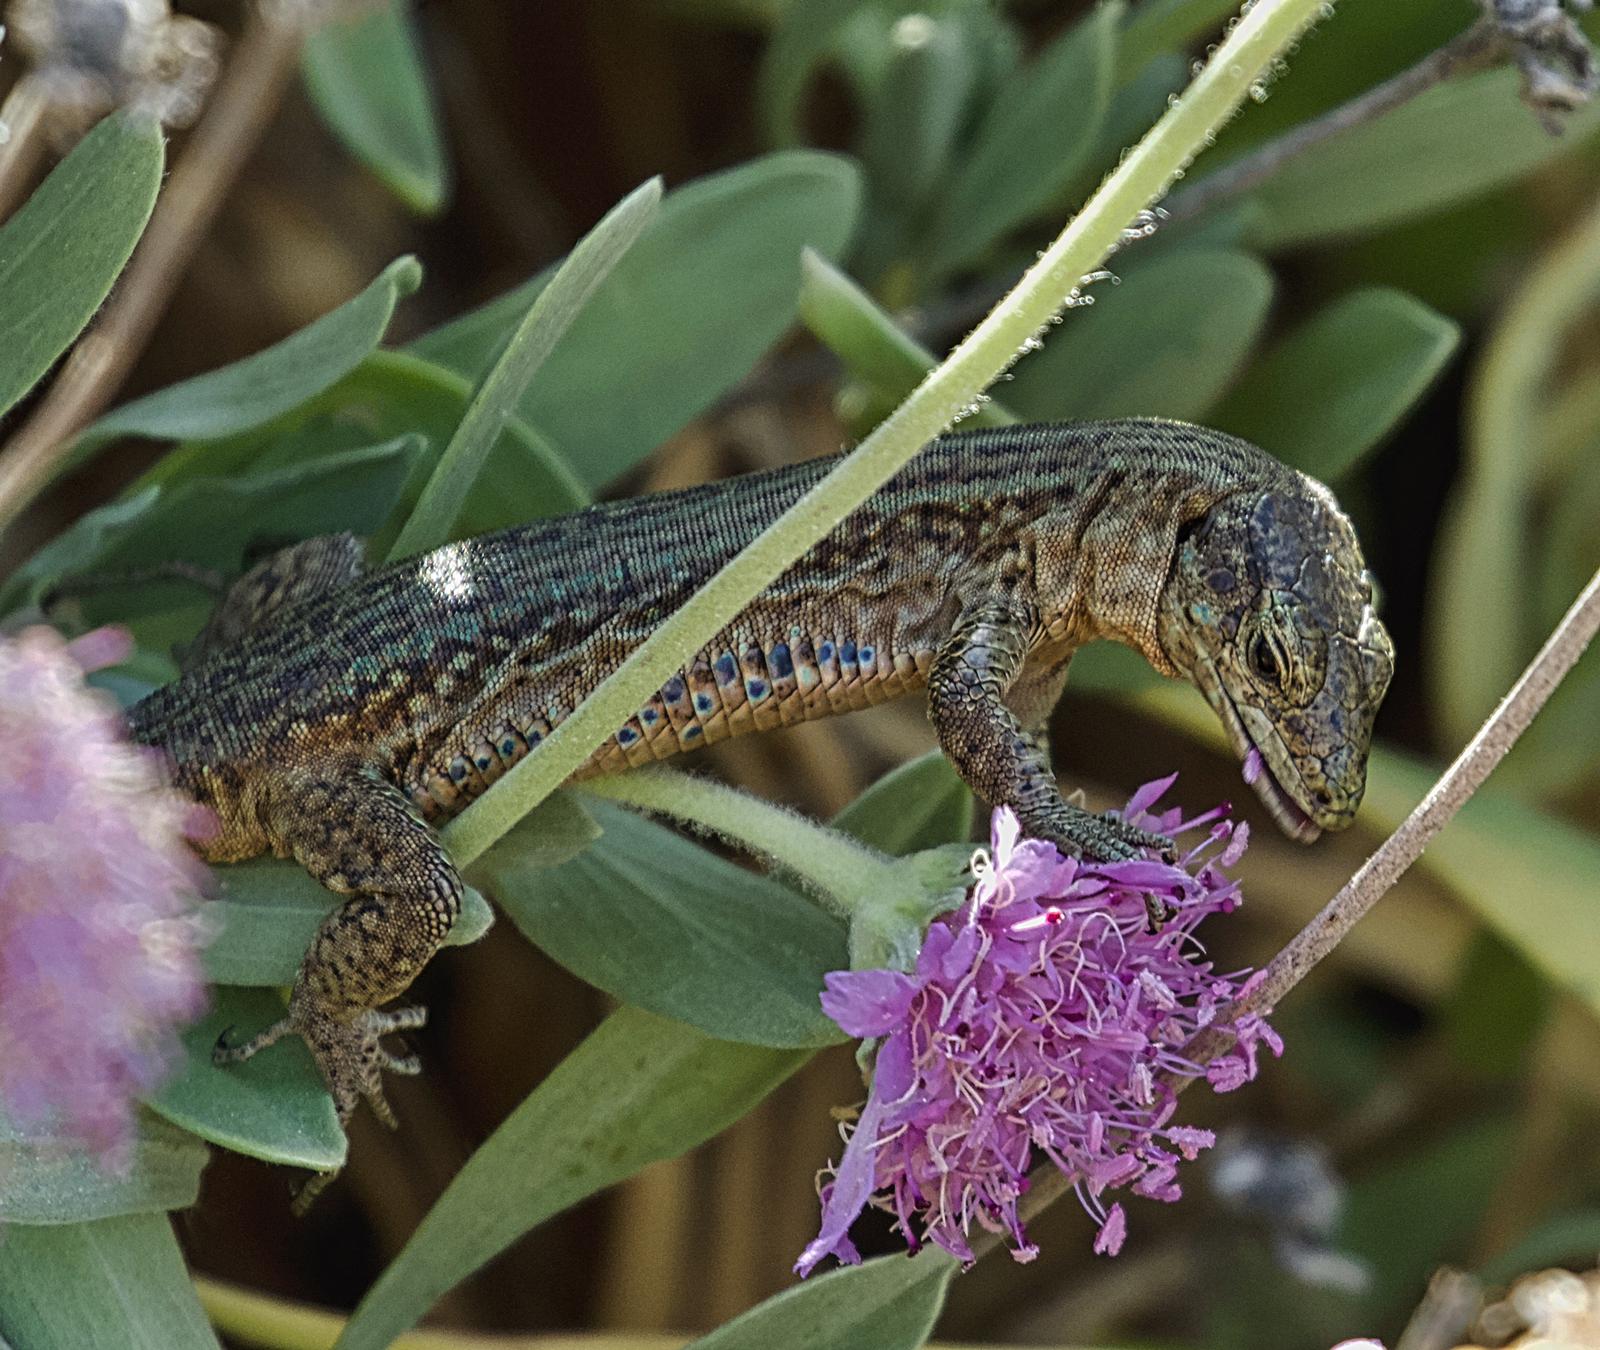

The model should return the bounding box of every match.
[1194,661,1322,845]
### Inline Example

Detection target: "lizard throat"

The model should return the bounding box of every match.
[1194,660,1322,844]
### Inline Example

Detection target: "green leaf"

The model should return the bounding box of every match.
[1211,286,1460,481]
[412,152,863,490]
[201,858,493,988]
[689,1250,957,1350]
[1243,65,1600,249]
[335,1006,808,1350]
[146,988,344,1170]
[0,1109,207,1225]
[0,1214,221,1350]
[1,438,424,618]
[0,112,163,421]
[133,350,588,555]
[390,180,660,558]
[302,0,449,214]
[798,249,1014,429]
[462,790,601,885]
[1004,247,1275,423]
[490,799,847,1048]
[831,749,972,855]
[923,2,1121,277]
[75,257,423,458]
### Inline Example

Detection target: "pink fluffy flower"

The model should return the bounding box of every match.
[0,626,212,1163]
[798,777,1281,1274]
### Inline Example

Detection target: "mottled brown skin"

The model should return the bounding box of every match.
[127,418,1393,1191]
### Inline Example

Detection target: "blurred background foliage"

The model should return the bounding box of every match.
[3,0,1600,1347]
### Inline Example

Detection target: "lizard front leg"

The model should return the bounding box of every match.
[927,598,1170,861]
[214,763,459,1203]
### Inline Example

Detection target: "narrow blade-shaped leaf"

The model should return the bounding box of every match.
[201,857,493,987]
[0,1213,221,1350]
[1,438,424,618]
[1212,286,1459,481]
[923,2,1122,276]
[1005,247,1275,423]
[75,257,423,458]
[1243,66,1600,249]
[689,1250,957,1350]
[411,152,862,489]
[389,180,660,558]
[798,249,1014,428]
[302,0,449,214]
[832,749,973,855]
[488,799,847,1047]
[335,1006,808,1350]
[0,112,163,420]
[0,1108,207,1225]
[145,988,345,1170]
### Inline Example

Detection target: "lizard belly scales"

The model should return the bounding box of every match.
[126,418,1387,1181]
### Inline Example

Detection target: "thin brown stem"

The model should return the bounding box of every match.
[0,73,52,222]
[982,562,1600,1248]
[0,10,306,539]
[1163,20,1502,224]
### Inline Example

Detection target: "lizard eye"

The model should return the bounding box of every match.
[1250,634,1282,686]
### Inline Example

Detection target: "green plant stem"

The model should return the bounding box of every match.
[581,768,895,919]
[441,0,1333,871]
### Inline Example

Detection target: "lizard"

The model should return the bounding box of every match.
[125,416,1394,1184]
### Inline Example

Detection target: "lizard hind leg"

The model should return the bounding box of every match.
[214,764,461,1153]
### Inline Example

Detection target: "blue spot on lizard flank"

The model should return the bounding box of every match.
[617,726,639,746]
[840,640,857,664]
[684,725,702,739]
[714,654,738,684]
[769,644,793,679]
[641,707,659,723]
[748,679,769,701]
[526,729,543,746]
[502,738,517,756]
[694,692,714,714]
[858,644,875,665]
[449,759,468,781]
[662,676,686,701]
[819,641,835,662]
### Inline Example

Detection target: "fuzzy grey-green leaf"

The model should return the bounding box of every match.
[0,112,163,421]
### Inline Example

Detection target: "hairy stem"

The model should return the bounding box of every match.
[443,0,1334,870]
[582,769,895,919]
[0,9,305,537]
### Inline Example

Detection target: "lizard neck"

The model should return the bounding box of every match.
[1022,420,1283,676]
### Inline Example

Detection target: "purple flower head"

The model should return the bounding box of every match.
[0,626,212,1164]
[798,778,1281,1275]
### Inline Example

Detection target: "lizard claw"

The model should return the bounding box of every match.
[214,1001,428,1174]
[296,1004,428,1131]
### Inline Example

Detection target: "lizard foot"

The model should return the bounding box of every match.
[215,1003,427,1128]
[1031,801,1174,864]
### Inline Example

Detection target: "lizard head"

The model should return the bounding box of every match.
[1157,476,1394,843]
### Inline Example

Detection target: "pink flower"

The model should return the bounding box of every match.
[797,777,1281,1274]
[0,626,212,1163]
